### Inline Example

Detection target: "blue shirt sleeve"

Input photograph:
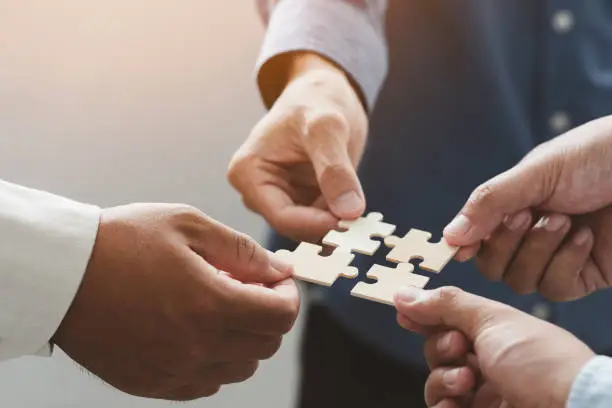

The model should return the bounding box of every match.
[567,355,612,408]
[254,0,389,112]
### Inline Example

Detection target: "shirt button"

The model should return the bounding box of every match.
[531,303,552,320]
[549,111,571,134]
[551,10,575,34]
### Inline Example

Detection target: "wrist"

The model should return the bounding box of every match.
[258,51,366,111]
[286,51,347,83]
[558,351,597,408]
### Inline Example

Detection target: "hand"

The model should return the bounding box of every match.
[394,286,595,408]
[443,115,612,300]
[228,51,368,242]
[468,205,612,300]
[51,204,300,401]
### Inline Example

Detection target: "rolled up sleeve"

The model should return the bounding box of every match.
[255,0,389,111]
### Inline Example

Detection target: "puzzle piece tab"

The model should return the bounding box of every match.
[322,212,396,255]
[384,229,458,272]
[275,242,358,286]
[351,263,430,305]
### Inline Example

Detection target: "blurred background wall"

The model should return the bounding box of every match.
[0,1,304,406]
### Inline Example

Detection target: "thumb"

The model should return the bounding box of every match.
[394,286,509,342]
[302,110,365,219]
[189,216,292,284]
[443,160,551,247]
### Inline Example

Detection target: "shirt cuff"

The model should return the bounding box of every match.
[0,179,101,361]
[256,0,388,112]
[567,355,612,408]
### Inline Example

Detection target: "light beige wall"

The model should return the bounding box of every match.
[0,1,302,407]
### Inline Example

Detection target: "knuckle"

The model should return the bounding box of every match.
[538,284,569,302]
[507,279,533,295]
[227,151,255,189]
[234,233,266,272]
[467,183,496,211]
[285,297,301,332]
[170,205,207,231]
[434,286,463,306]
[198,384,221,398]
[274,301,300,335]
[184,338,216,364]
[303,110,350,138]
[318,162,353,186]
[259,336,283,360]
[235,361,259,383]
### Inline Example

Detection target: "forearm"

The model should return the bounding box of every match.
[254,0,389,112]
[567,355,612,408]
[0,179,100,360]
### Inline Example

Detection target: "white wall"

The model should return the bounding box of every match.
[0,1,303,407]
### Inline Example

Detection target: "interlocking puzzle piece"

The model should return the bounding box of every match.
[350,263,430,305]
[275,242,358,286]
[322,212,396,255]
[384,229,459,272]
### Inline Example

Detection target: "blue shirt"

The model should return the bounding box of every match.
[260,0,612,370]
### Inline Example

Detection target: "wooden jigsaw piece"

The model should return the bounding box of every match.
[322,212,396,255]
[350,263,430,305]
[384,229,458,272]
[275,242,358,286]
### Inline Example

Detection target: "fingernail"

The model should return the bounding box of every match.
[443,368,461,387]
[268,251,293,274]
[541,214,567,232]
[504,211,529,231]
[573,228,591,246]
[333,191,363,216]
[439,332,453,352]
[444,214,471,238]
[396,286,427,304]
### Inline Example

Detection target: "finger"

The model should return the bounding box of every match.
[394,286,511,341]
[187,214,292,284]
[211,332,283,362]
[250,184,339,242]
[504,213,571,294]
[160,384,221,401]
[475,210,532,281]
[539,227,595,301]
[229,152,338,242]
[301,110,366,219]
[431,400,462,408]
[218,274,301,336]
[203,361,260,385]
[424,331,470,370]
[425,366,476,407]
[443,158,554,247]
[397,312,433,336]
[454,242,481,262]
[577,258,610,299]
[466,353,482,379]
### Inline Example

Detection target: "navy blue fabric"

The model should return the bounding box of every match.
[269,0,612,369]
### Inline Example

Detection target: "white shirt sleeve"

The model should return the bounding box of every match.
[0,179,100,361]
[567,355,612,408]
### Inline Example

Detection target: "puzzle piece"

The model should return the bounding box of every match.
[322,212,396,255]
[350,263,430,305]
[275,242,358,286]
[384,229,458,272]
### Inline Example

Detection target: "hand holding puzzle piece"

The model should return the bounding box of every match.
[275,212,459,305]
